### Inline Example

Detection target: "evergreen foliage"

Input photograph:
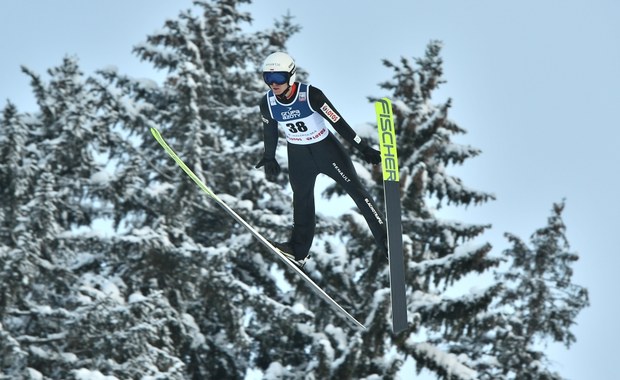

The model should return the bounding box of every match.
[0,2,589,379]
[477,201,589,379]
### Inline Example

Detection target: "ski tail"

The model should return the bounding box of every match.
[376,98,408,334]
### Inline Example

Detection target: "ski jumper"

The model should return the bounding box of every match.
[259,83,387,259]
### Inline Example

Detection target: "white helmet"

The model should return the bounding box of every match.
[262,52,297,86]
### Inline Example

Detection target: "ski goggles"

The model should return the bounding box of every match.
[263,71,290,85]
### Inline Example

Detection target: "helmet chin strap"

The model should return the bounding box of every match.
[276,82,296,102]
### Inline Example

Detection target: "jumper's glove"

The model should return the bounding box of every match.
[359,144,382,165]
[255,157,281,177]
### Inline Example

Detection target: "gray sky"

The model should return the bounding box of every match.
[1,1,618,379]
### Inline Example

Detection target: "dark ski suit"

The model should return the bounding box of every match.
[259,82,386,259]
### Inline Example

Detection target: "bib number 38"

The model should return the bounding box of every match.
[286,121,308,133]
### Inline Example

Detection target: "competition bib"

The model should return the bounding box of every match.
[266,83,330,145]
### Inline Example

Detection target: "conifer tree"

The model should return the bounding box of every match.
[0,1,318,375]
[0,58,109,377]
[376,42,503,378]
[0,56,205,378]
[468,201,589,379]
[297,41,503,379]
[89,0,313,378]
[0,102,33,245]
[0,2,590,378]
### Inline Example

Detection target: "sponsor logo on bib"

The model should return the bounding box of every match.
[281,107,301,120]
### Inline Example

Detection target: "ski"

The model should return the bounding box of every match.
[376,98,408,334]
[150,127,366,330]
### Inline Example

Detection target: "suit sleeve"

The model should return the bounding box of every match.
[259,95,279,159]
[308,85,367,151]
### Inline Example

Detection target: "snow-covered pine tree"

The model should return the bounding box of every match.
[2,2,397,378]
[0,58,105,377]
[0,101,37,374]
[379,42,504,379]
[0,56,206,379]
[0,101,34,252]
[299,41,503,379]
[5,4,589,378]
[468,201,589,380]
[0,58,107,378]
[88,1,330,378]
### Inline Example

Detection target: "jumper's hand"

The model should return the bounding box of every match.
[255,157,281,177]
[361,145,381,165]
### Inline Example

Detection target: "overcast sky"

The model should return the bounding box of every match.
[1,1,619,379]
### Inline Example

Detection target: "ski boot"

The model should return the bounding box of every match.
[271,241,310,269]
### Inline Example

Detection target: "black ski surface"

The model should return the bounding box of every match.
[376,98,408,334]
